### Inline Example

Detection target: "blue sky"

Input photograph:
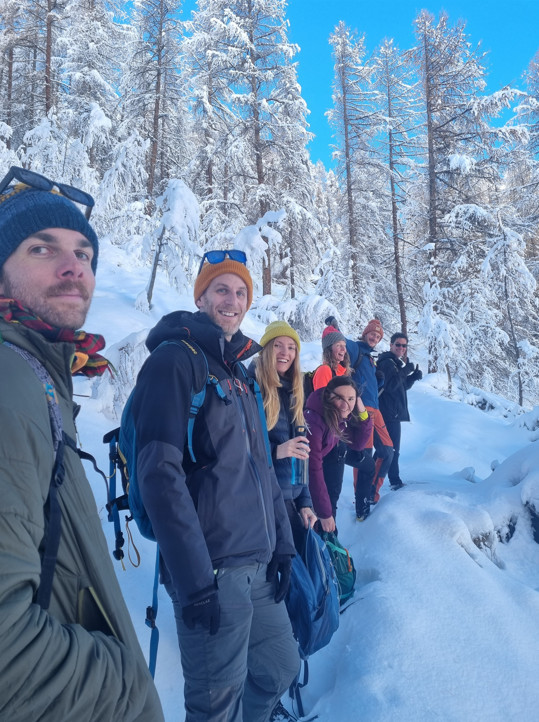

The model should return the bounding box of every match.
[181,0,539,168]
[286,0,539,165]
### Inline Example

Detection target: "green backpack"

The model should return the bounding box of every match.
[322,531,357,605]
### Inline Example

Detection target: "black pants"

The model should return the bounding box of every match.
[322,441,347,519]
[384,418,402,484]
[351,448,376,515]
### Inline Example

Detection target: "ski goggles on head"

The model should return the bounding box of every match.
[197,249,247,275]
[0,166,95,219]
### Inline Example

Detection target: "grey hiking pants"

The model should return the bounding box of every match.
[169,562,300,722]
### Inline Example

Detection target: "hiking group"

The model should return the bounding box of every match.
[0,166,422,722]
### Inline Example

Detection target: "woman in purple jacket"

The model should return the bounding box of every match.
[305,376,373,532]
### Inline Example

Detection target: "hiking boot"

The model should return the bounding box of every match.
[356,499,370,522]
[269,701,298,721]
[390,480,405,491]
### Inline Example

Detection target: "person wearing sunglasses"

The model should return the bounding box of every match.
[131,250,299,721]
[0,167,163,720]
[377,333,423,490]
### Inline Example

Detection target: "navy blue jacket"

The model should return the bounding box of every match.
[132,311,295,606]
[346,339,381,408]
[377,352,420,422]
[248,362,312,510]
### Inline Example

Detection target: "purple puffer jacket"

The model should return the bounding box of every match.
[304,388,373,519]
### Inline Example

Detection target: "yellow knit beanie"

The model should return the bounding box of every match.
[259,320,301,351]
[194,259,253,309]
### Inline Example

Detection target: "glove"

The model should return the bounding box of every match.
[404,361,415,374]
[412,365,423,380]
[324,316,340,330]
[182,587,220,635]
[266,554,293,603]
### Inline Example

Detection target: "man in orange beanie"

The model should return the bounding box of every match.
[132,249,299,721]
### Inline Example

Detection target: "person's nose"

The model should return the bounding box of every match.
[57,252,85,278]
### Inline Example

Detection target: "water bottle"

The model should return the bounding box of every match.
[293,425,309,486]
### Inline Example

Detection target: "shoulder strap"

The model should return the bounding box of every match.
[4,342,67,611]
[155,338,229,463]
[352,349,364,372]
[237,362,273,468]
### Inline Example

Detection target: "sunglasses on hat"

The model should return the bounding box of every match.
[0,166,95,219]
[197,249,247,275]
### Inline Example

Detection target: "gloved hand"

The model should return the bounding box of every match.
[266,553,293,603]
[404,361,415,374]
[324,316,339,330]
[412,365,423,380]
[182,586,220,635]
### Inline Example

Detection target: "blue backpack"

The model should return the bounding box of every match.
[104,338,228,551]
[103,337,229,676]
[103,336,272,676]
[286,527,340,717]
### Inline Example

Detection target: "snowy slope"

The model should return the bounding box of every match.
[75,239,539,721]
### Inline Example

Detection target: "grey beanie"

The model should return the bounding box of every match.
[322,325,346,350]
[0,186,99,273]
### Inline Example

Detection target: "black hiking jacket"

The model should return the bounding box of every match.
[132,310,295,606]
[377,351,419,422]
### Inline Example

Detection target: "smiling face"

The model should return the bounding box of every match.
[390,336,408,359]
[272,335,297,377]
[364,329,382,349]
[0,227,95,329]
[195,272,248,340]
[329,384,358,419]
[331,340,347,364]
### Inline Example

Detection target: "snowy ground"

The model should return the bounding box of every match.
[76,240,539,721]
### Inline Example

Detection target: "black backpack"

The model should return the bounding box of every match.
[303,365,335,402]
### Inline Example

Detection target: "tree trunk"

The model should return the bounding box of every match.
[147,226,166,309]
[6,44,13,149]
[45,0,54,114]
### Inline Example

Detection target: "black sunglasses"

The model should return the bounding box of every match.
[395,343,408,348]
[0,166,95,220]
[198,249,247,274]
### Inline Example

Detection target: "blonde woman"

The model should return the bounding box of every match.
[249,321,317,548]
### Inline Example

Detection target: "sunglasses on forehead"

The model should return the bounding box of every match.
[0,166,95,220]
[197,249,247,274]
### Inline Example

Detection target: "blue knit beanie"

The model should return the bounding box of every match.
[0,185,99,273]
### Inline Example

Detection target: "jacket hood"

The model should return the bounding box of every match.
[378,351,397,363]
[305,387,325,416]
[146,310,260,363]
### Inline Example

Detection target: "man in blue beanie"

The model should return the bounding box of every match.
[0,167,163,721]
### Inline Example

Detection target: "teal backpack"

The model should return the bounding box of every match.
[322,531,357,606]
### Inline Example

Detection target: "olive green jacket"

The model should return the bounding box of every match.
[0,320,164,721]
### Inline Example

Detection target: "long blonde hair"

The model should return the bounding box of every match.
[256,338,305,431]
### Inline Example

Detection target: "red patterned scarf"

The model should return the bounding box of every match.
[0,297,111,377]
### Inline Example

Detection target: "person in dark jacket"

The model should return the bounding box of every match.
[132,252,299,722]
[304,376,372,532]
[250,320,317,550]
[378,333,422,489]
[0,166,163,721]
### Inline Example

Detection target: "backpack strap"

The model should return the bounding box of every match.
[4,342,69,611]
[237,363,273,468]
[157,338,229,463]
